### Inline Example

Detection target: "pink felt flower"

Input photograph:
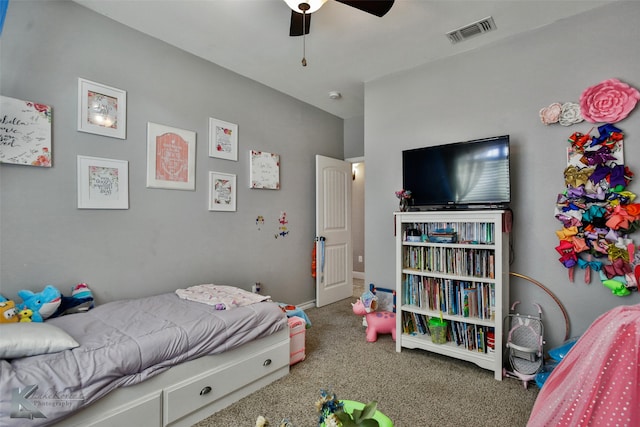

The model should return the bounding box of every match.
[539,102,562,125]
[579,78,640,123]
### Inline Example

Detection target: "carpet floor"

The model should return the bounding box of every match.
[193,292,539,426]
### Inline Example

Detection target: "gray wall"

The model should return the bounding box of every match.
[365,1,640,349]
[351,162,365,274]
[344,115,364,159]
[0,1,343,305]
[345,115,365,275]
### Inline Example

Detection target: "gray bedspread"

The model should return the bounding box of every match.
[0,292,287,426]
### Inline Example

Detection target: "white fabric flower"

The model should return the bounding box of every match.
[559,102,584,126]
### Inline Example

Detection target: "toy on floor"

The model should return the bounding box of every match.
[503,302,545,389]
[352,291,396,342]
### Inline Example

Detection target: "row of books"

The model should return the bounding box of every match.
[403,246,495,279]
[406,222,495,244]
[402,275,496,321]
[401,312,496,353]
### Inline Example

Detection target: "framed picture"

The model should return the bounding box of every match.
[0,95,52,167]
[146,122,196,190]
[77,78,127,139]
[77,155,129,209]
[249,150,280,189]
[208,117,238,161]
[208,171,236,211]
[369,284,396,313]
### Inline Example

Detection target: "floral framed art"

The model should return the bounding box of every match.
[146,122,196,190]
[209,117,238,161]
[209,171,237,211]
[249,150,280,189]
[77,78,127,139]
[0,95,52,167]
[77,155,129,209]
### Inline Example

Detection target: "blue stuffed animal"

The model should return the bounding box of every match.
[51,283,95,318]
[17,285,62,322]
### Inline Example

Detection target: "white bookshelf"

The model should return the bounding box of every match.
[395,210,509,380]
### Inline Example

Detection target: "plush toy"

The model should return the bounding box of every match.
[0,300,19,323]
[352,298,396,342]
[18,308,33,322]
[17,285,62,322]
[51,283,95,318]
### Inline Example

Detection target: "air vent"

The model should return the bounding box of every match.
[446,16,496,44]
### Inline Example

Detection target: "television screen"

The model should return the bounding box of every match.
[402,135,511,209]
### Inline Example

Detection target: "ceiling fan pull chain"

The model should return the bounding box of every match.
[301,9,307,66]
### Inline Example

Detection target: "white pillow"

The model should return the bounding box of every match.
[0,322,80,359]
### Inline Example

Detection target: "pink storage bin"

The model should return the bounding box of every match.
[288,316,306,365]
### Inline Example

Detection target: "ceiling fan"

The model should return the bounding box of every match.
[284,0,395,37]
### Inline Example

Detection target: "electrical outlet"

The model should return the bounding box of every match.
[358,255,363,263]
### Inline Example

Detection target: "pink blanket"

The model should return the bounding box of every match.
[528,304,640,426]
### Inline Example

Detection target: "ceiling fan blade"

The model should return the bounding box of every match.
[289,10,311,36]
[335,0,394,17]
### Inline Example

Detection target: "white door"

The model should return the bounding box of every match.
[315,155,353,307]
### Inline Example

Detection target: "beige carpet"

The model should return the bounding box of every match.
[193,287,539,427]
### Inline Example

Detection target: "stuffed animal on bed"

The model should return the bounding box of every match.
[17,285,62,322]
[0,300,19,323]
[51,283,95,318]
[18,308,33,322]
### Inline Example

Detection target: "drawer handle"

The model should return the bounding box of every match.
[263,358,272,366]
[200,386,212,396]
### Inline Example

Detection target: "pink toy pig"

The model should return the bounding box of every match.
[352,299,396,342]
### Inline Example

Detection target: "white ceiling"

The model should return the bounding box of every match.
[74,0,614,119]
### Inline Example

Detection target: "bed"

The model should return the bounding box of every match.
[0,288,290,426]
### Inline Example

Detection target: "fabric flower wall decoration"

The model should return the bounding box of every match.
[539,102,562,125]
[540,102,584,126]
[559,102,584,126]
[580,78,640,123]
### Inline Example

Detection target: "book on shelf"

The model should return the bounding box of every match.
[402,312,415,335]
[449,321,485,353]
[461,286,478,318]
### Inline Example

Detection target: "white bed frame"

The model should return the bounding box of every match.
[56,328,290,427]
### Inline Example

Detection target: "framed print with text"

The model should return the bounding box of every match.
[77,78,127,139]
[0,95,52,167]
[146,122,196,190]
[77,155,129,209]
[208,117,238,161]
[209,171,236,211]
[249,150,280,189]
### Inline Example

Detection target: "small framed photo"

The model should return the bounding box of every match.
[209,171,237,211]
[369,284,396,313]
[77,155,129,209]
[209,117,238,161]
[77,78,127,139]
[249,150,280,189]
[146,122,196,190]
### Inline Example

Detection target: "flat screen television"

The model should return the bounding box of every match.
[402,135,511,210]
